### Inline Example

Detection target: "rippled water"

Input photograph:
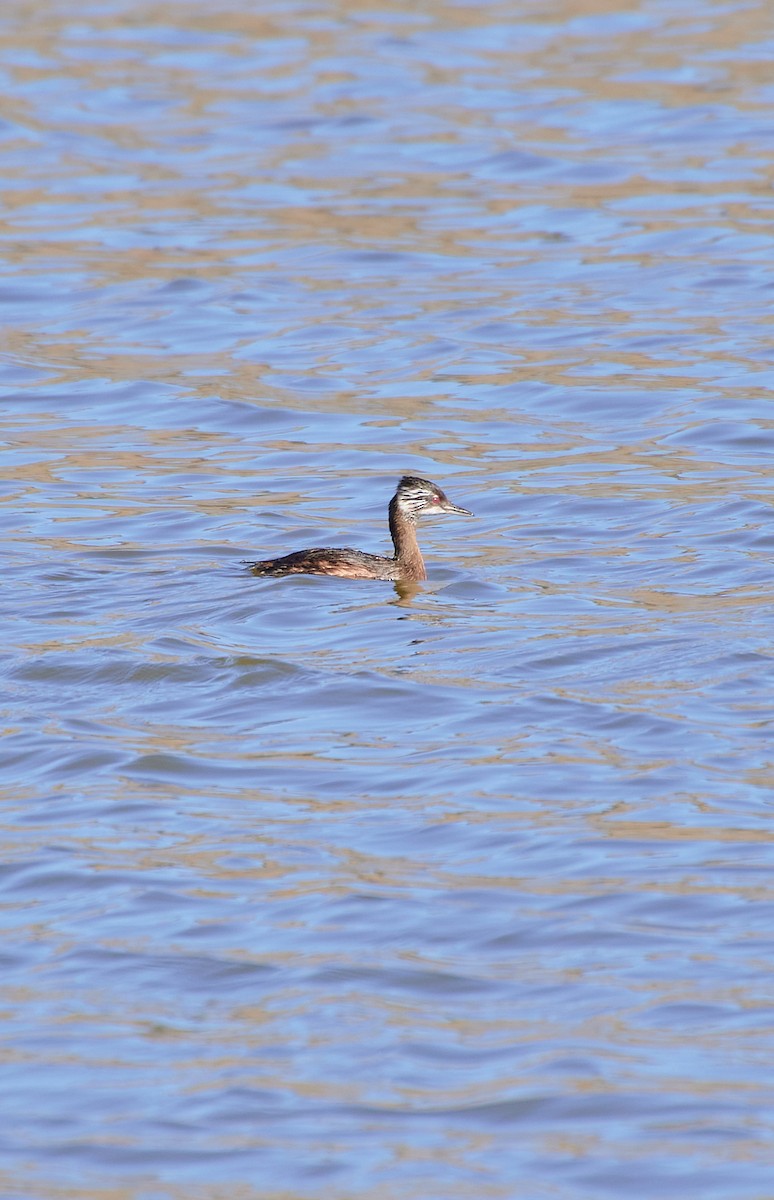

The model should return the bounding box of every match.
[3,1,774,1196]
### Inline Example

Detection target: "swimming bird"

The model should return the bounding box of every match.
[247,475,472,581]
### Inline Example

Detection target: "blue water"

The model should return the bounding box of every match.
[2,1,774,1197]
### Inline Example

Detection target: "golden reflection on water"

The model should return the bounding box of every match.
[2,0,774,1196]
[0,0,769,416]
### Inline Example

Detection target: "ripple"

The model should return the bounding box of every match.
[2,0,774,1196]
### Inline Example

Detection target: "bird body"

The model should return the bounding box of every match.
[247,475,472,581]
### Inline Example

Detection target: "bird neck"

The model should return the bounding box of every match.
[389,498,426,581]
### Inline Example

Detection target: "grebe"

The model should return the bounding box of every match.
[247,475,472,581]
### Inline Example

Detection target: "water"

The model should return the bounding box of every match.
[3,1,774,1196]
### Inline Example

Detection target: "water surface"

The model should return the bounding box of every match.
[2,1,774,1197]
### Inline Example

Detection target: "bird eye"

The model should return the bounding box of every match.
[432,494,440,503]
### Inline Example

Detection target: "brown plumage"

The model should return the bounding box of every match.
[247,476,472,581]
